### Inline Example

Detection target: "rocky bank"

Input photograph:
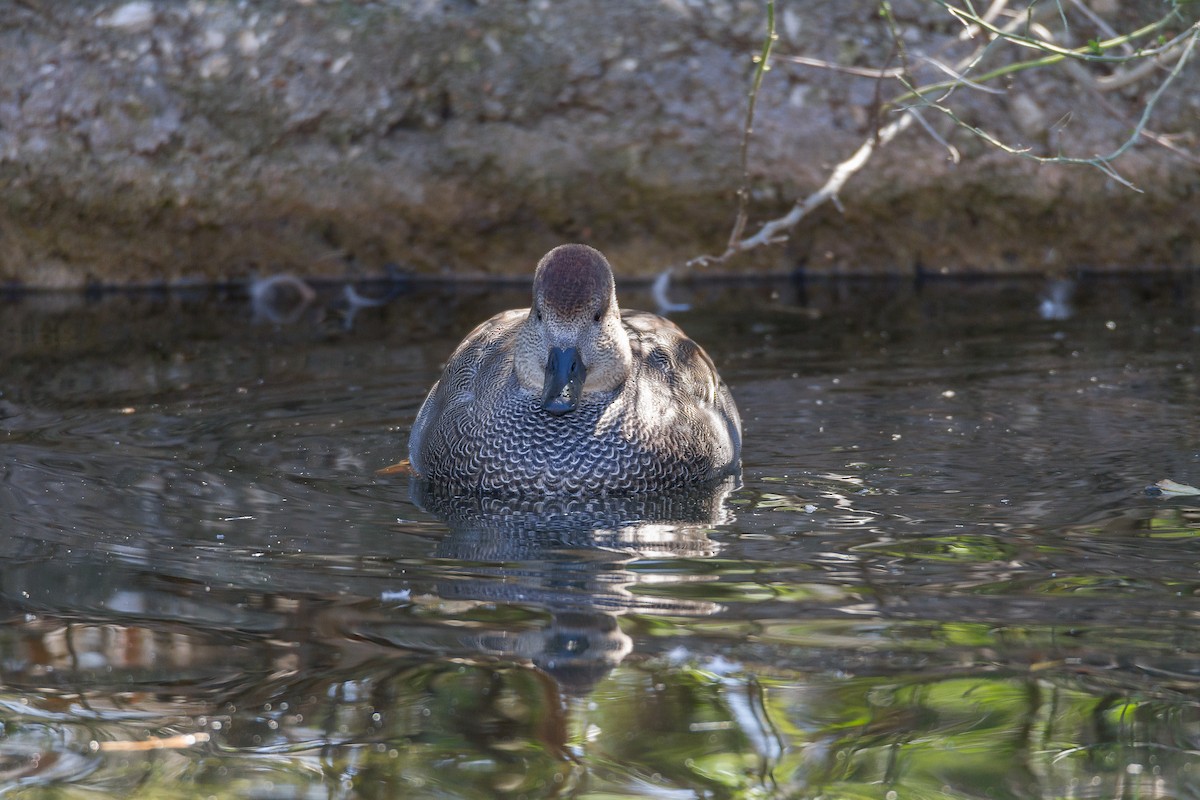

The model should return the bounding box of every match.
[1,0,1197,287]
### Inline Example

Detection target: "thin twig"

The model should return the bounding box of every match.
[1025,17,1184,91]
[941,4,1177,63]
[728,0,777,250]
[1098,28,1198,163]
[919,56,1007,94]
[1065,0,1131,53]
[1061,48,1200,167]
[889,19,1198,110]
[777,54,904,79]
[905,106,962,163]
[919,21,1197,187]
[783,51,1006,95]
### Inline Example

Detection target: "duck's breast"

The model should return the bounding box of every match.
[409,308,741,494]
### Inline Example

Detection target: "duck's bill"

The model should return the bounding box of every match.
[542,346,585,416]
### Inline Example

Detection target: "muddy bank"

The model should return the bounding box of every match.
[1,0,1197,287]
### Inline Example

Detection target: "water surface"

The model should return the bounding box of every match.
[0,273,1197,799]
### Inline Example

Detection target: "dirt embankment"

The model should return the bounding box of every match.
[1,0,1197,287]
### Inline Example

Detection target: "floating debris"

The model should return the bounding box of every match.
[1150,479,1200,497]
[93,732,210,753]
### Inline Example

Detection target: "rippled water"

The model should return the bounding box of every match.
[0,273,1197,799]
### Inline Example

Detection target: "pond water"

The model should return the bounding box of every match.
[0,272,1198,799]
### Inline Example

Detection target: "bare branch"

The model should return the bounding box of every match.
[777,54,903,79]
[919,55,1008,95]
[1064,0,1131,54]
[906,106,962,163]
[685,112,915,271]
[728,0,778,250]
[657,1,1198,290]
[907,26,1198,191]
[941,3,1177,63]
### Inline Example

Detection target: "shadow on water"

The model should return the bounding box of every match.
[0,272,1197,798]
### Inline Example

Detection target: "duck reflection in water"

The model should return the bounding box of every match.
[405,478,737,695]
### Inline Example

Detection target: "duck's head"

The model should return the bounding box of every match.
[515,244,633,416]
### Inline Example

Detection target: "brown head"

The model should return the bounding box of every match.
[534,244,616,320]
[514,245,633,415]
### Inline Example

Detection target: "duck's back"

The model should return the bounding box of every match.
[409,309,741,496]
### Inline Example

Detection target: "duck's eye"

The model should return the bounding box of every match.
[593,311,602,323]
[535,308,543,322]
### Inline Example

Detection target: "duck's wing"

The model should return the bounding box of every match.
[408,309,527,472]
[621,310,721,400]
[621,310,742,452]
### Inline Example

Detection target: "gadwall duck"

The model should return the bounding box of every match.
[408,244,742,495]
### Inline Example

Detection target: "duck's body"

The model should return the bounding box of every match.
[408,245,741,496]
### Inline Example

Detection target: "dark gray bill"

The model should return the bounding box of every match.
[542,346,585,416]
